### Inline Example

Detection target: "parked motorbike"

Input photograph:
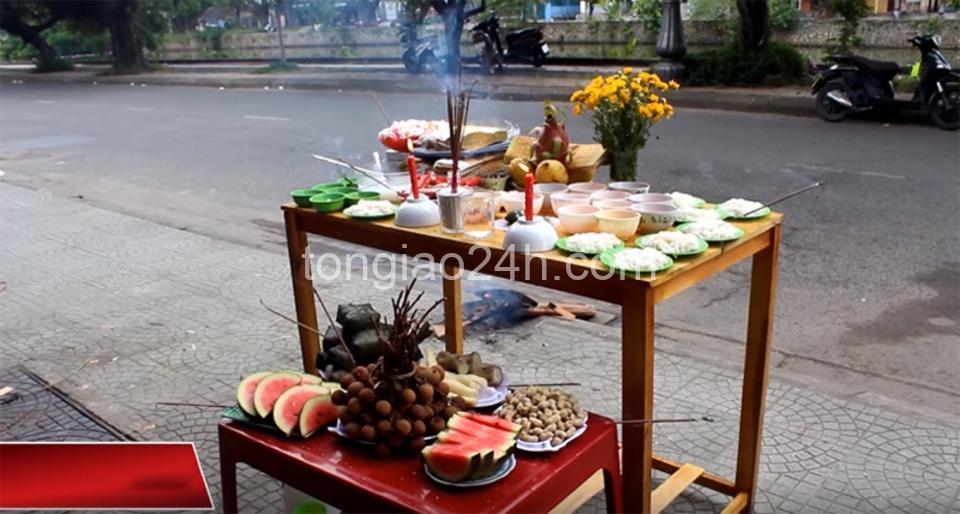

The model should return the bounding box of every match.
[471,10,549,75]
[812,35,960,130]
[399,22,441,75]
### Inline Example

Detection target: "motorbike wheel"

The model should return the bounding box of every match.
[476,48,496,76]
[928,83,960,131]
[402,49,421,74]
[532,52,545,68]
[815,81,851,122]
[423,51,443,76]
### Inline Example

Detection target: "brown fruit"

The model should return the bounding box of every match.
[426,367,442,386]
[375,400,392,417]
[387,433,405,448]
[418,384,435,403]
[359,424,376,441]
[347,381,364,398]
[347,397,363,415]
[429,417,446,433]
[400,388,417,405]
[339,373,355,389]
[344,422,361,439]
[375,443,391,457]
[408,404,427,420]
[338,409,352,424]
[423,406,435,419]
[394,418,412,437]
[359,387,377,404]
[376,419,392,435]
[412,420,426,436]
[353,366,370,383]
[436,381,450,396]
[331,389,347,406]
[408,436,426,452]
[451,396,467,409]
[442,405,458,419]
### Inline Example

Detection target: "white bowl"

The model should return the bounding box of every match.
[534,183,569,214]
[503,218,558,253]
[631,202,678,234]
[568,182,608,195]
[550,192,591,211]
[501,191,544,215]
[595,209,641,240]
[629,193,674,205]
[595,199,633,210]
[395,197,441,228]
[557,204,600,234]
[609,181,651,194]
[590,190,632,205]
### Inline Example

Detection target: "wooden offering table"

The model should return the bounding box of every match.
[282,203,782,513]
[219,413,622,513]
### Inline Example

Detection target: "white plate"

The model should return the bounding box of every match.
[472,373,510,409]
[424,453,517,487]
[329,419,436,444]
[515,421,588,453]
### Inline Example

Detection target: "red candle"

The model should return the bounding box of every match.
[406,154,420,199]
[524,172,535,221]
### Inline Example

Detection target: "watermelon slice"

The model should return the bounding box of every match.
[236,371,273,417]
[273,384,330,436]
[448,414,519,440]
[299,374,323,385]
[299,394,338,437]
[459,412,521,434]
[253,371,303,418]
[422,444,482,482]
[438,426,515,460]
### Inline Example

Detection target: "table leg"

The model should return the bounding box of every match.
[284,209,321,374]
[441,262,464,353]
[219,431,239,514]
[621,285,655,513]
[734,224,781,512]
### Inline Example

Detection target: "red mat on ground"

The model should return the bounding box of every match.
[0,442,212,510]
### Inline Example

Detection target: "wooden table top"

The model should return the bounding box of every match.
[284,202,782,305]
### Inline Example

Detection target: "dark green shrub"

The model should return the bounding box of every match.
[825,0,870,55]
[683,40,809,86]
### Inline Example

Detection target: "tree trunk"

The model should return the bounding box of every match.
[104,1,147,73]
[440,5,464,74]
[736,0,770,50]
[0,10,62,71]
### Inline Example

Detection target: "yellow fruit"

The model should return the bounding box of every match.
[535,160,569,184]
[508,157,532,186]
[567,165,597,184]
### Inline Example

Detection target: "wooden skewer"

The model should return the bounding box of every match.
[368,89,391,126]
[741,181,824,217]
[510,382,582,388]
[158,401,230,409]
[621,416,713,424]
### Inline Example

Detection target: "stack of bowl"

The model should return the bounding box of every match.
[628,193,678,234]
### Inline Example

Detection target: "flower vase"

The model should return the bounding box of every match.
[608,149,639,182]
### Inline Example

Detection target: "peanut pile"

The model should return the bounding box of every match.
[496,386,588,447]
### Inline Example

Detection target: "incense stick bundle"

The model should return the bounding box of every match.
[444,72,473,194]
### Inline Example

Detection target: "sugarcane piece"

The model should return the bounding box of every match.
[436,351,470,374]
[471,363,503,386]
[442,376,479,398]
[463,352,483,370]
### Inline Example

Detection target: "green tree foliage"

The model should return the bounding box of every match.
[826,0,870,54]
[631,0,661,33]
[689,0,796,33]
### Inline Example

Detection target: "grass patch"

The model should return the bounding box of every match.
[251,61,300,74]
[33,58,74,73]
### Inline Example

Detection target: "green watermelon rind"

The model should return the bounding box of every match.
[422,444,482,482]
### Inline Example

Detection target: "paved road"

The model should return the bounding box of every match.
[1,81,957,419]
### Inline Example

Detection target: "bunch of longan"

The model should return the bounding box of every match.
[330,363,466,456]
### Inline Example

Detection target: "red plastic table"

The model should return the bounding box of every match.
[219,413,622,514]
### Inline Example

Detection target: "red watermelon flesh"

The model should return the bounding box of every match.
[422,444,482,482]
[236,371,272,417]
[299,394,337,437]
[460,412,521,434]
[437,429,514,461]
[253,372,303,418]
[273,384,330,436]
[448,414,519,441]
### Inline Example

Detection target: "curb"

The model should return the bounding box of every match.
[1,69,815,118]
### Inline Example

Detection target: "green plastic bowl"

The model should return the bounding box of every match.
[323,186,358,196]
[290,189,316,207]
[309,192,346,213]
[311,181,341,192]
[344,191,380,206]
